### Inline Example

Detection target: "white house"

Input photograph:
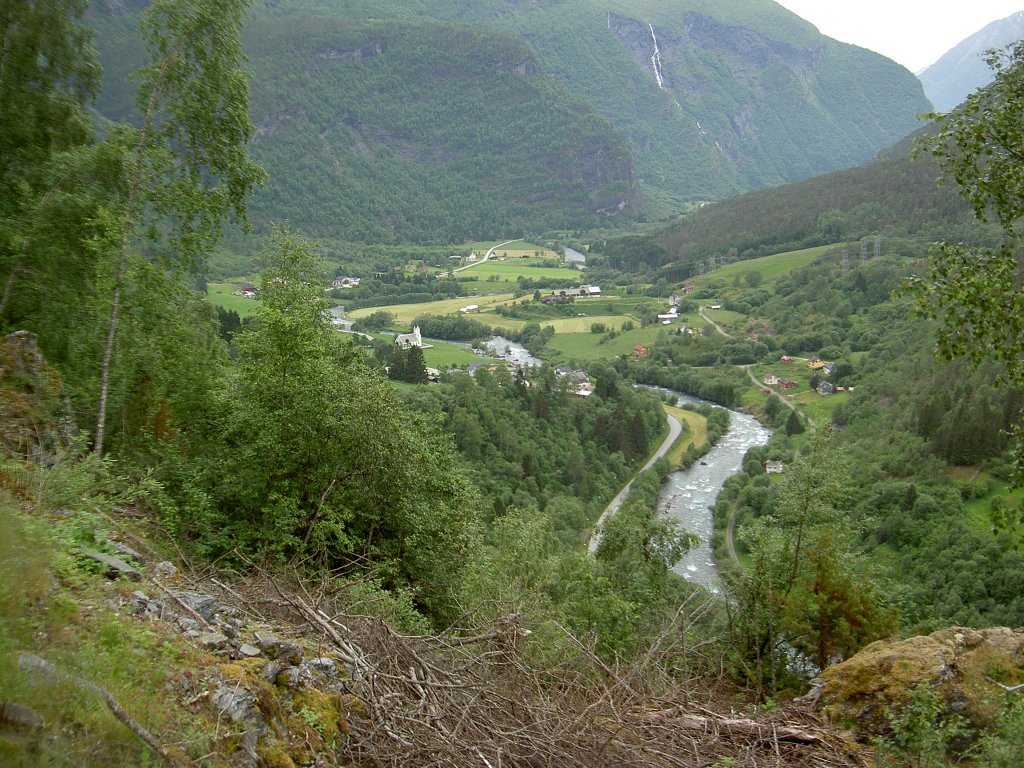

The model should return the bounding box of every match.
[459,304,479,313]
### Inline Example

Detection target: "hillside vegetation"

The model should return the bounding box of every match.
[90,0,931,244]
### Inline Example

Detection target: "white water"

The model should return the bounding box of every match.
[652,389,772,595]
[649,24,666,90]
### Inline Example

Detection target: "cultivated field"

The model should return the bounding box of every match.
[207,282,260,317]
[347,294,518,322]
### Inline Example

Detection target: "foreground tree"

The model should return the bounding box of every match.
[92,0,265,453]
[208,229,479,619]
[729,432,896,693]
[910,41,1024,479]
[0,0,98,320]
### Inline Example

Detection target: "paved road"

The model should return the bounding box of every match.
[588,412,682,553]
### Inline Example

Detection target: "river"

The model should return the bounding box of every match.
[653,389,772,595]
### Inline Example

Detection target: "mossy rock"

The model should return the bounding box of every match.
[257,742,297,768]
[810,626,1024,736]
[291,687,349,744]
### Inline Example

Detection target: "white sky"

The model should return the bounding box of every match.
[773,0,1024,72]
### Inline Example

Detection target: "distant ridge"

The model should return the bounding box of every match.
[919,10,1024,112]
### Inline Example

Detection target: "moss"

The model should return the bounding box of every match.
[292,687,348,743]
[257,742,297,768]
[217,661,286,734]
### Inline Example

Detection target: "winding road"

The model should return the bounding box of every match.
[449,239,518,274]
[587,412,682,553]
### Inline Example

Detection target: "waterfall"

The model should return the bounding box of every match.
[649,24,665,90]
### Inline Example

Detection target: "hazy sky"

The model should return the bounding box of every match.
[774,0,1024,72]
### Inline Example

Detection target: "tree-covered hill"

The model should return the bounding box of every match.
[92,16,638,245]
[595,129,995,273]
[89,0,931,244]
[257,0,930,203]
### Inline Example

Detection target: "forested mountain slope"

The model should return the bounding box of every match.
[258,0,930,200]
[596,129,990,273]
[90,0,931,243]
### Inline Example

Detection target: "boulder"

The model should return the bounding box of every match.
[806,626,1024,736]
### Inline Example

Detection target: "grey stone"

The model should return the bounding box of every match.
[79,548,142,581]
[261,661,282,683]
[253,631,302,662]
[153,561,177,578]
[278,665,311,688]
[109,540,143,563]
[1,702,44,729]
[238,643,261,658]
[197,632,230,650]
[211,683,262,728]
[179,592,219,621]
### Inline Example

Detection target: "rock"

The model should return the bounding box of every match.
[179,592,219,621]
[79,549,142,581]
[277,665,311,689]
[306,657,337,677]
[197,632,231,651]
[211,683,263,728]
[153,561,177,578]
[253,631,302,663]
[809,626,1024,737]
[0,330,72,460]
[0,702,44,729]
[239,643,261,658]
[109,540,143,563]
[261,661,283,683]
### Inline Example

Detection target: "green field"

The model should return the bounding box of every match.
[544,315,635,334]
[664,404,708,467]
[457,258,580,285]
[207,282,260,317]
[348,293,518,322]
[701,245,836,285]
[544,324,664,362]
[422,340,493,368]
[473,313,527,333]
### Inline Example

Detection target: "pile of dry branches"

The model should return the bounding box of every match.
[214,568,869,768]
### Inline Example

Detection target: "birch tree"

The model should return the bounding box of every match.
[92,0,264,454]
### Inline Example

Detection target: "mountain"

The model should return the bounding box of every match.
[89,0,932,244]
[598,128,987,273]
[918,10,1024,112]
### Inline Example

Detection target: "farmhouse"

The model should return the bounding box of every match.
[763,373,779,386]
[765,460,785,475]
[232,282,258,299]
[817,381,835,395]
[549,285,602,299]
[778,379,798,390]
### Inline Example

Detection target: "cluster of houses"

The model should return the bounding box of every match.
[555,365,595,397]
[765,356,851,396]
[330,276,361,289]
[232,282,259,299]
